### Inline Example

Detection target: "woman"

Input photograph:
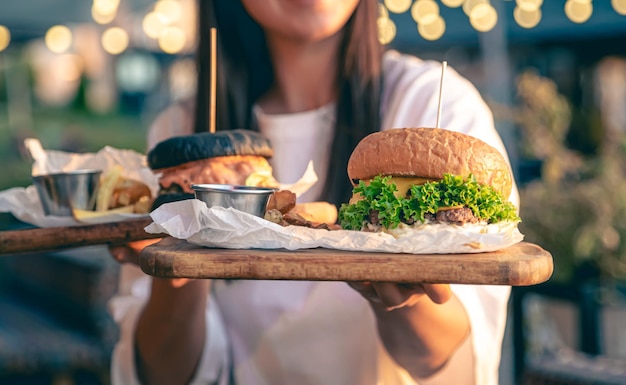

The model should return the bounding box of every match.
[109,1,517,384]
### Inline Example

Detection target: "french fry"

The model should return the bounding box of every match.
[73,205,135,221]
[133,196,152,214]
[96,165,123,212]
[245,171,279,188]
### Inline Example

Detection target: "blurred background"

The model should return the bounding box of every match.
[1,0,626,384]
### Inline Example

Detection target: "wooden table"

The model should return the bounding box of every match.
[139,238,553,286]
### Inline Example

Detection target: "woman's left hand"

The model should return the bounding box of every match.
[347,282,452,311]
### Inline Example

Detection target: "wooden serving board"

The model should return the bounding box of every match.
[139,238,553,286]
[0,218,161,255]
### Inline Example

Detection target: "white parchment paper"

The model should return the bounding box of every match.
[145,199,524,254]
[0,139,318,228]
[0,138,159,227]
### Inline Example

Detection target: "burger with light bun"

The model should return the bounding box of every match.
[338,127,520,235]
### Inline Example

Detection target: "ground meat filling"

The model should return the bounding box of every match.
[435,207,479,225]
[156,155,274,193]
[369,206,479,227]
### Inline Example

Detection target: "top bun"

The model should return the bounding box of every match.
[147,129,274,170]
[347,127,513,198]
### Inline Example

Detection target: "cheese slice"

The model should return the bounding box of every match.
[349,176,435,204]
[389,177,434,197]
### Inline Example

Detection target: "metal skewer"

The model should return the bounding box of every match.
[209,27,217,133]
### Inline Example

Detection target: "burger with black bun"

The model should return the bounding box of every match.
[147,129,279,207]
[338,127,520,236]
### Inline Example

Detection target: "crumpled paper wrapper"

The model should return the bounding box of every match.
[0,138,319,228]
[146,199,524,254]
[0,138,160,227]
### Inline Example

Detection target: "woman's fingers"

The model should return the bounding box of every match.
[422,284,452,304]
[107,238,163,266]
[127,238,162,254]
[169,278,192,288]
[108,244,139,265]
[372,282,425,310]
[346,282,382,304]
[348,282,453,310]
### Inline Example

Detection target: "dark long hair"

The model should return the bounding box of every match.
[195,0,383,206]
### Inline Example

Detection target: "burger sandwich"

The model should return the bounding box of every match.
[147,129,279,207]
[338,127,520,237]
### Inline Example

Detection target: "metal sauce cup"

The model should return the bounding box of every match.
[32,169,102,216]
[191,184,276,218]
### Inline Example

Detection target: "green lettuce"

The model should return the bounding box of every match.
[338,174,520,230]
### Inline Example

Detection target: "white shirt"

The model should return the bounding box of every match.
[110,50,515,385]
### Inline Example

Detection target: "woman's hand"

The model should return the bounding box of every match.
[348,282,452,310]
[108,237,191,288]
[108,238,161,265]
[348,281,468,379]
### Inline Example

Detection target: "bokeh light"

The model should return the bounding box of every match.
[612,0,626,15]
[514,6,542,28]
[92,0,120,16]
[143,11,167,39]
[411,0,440,25]
[0,25,10,52]
[565,0,593,23]
[92,5,117,25]
[384,0,412,14]
[101,27,129,55]
[377,16,397,44]
[417,15,446,40]
[45,25,73,54]
[469,3,498,32]
[441,0,465,8]
[154,0,182,25]
[158,26,186,54]
[463,0,489,16]
[378,3,389,18]
[516,0,543,12]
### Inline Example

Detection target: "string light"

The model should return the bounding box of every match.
[142,11,166,39]
[377,15,397,44]
[514,6,542,28]
[441,0,465,8]
[378,3,389,18]
[158,26,186,54]
[417,15,446,40]
[154,0,183,25]
[0,25,10,52]
[469,3,498,32]
[384,0,412,14]
[92,6,117,25]
[92,0,120,17]
[411,0,440,25]
[612,0,626,15]
[45,25,73,54]
[565,0,593,23]
[516,0,543,12]
[101,27,129,55]
[463,0,489,16]
[91,0,119,25]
